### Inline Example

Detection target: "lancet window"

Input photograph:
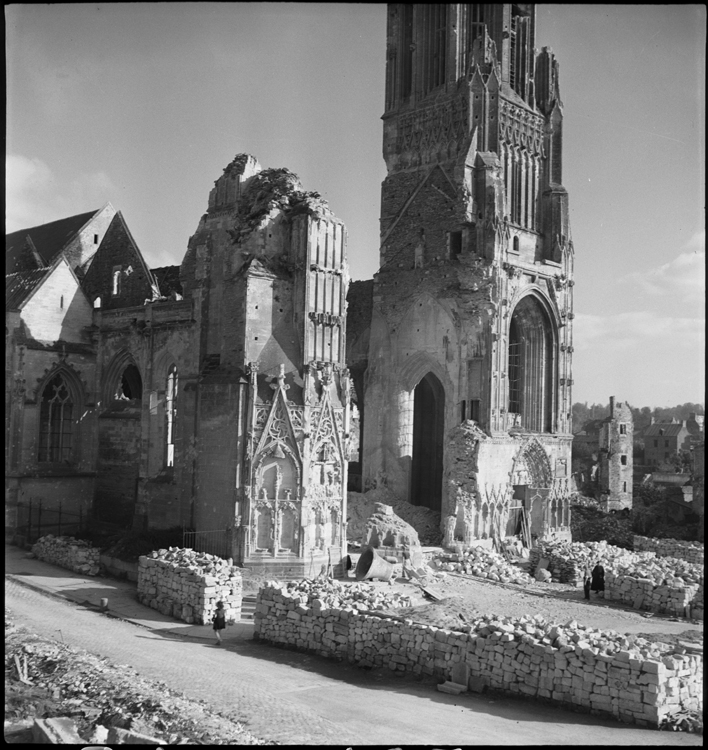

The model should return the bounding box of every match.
[38,374,74,463]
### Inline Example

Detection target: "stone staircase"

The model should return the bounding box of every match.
[240,594,257,621]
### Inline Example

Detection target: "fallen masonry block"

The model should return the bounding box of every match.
[107,726,164,744]
[438,680,468,694]
[32,717,84,744]
[468,676,488,693]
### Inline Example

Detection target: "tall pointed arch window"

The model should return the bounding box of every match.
[38,373,74,463]
[507,296,555,433]
[165,365,178,467]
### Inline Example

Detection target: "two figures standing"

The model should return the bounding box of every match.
[583,562,605,601]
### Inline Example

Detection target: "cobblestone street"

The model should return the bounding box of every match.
[5,557,702,746]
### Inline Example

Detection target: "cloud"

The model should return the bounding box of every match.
[623,238,705,308]
[6,154,116,232]
[574,310,704,352]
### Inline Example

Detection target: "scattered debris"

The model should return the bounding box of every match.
[432,547,532,586]
[4,607,268,745]
[660,709,703,734]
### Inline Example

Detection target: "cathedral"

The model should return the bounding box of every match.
[6,4,575,574]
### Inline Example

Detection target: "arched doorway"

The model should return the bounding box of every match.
[411,372,444,511]
[96,355,144,527]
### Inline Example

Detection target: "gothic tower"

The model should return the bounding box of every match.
[597,396,634,512]
[181,155,351,575]
[362,4,574,544]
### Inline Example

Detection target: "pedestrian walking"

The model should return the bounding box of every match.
[583,566,592,601]
[212,601,226,645]
[591,562,605,595]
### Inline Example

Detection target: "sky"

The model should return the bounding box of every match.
[6,4,705,410]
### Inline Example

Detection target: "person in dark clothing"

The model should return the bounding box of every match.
[583,566,592,601]
[212,601,226,645]
[591,563,605,594]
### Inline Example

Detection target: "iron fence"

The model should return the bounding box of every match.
[182,528,230,558]
[15,499,88,544]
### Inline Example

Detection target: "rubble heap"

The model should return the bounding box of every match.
[432,547,532,586]
[263,577,413,615]
[530,539,704,619]
[255,589,703,728]
[137,547,242,625]
[232,166,330,243]
[347,487,442,546]
[634,536,704,566]
[606,555,703,620]
[530,540,629,585]
[31,535,100,576]
[5,610,264,745]
[361,503,425,568]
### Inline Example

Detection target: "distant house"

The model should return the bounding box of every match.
[643,416,703,468]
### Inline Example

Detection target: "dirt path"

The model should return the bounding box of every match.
[6,578,702,746]
[376,571,703,644]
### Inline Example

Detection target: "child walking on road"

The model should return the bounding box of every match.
[212,601,226,646]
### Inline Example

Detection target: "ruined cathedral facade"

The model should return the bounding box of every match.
[350,3,575,544]
[6,3,574,572]
[6,157,351,577]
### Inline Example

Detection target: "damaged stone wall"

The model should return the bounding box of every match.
[179,155,351,576]
[444,421,572,545]
[529,538,704,619]
[255,581,703,728]
[32,535,100,576]
[137,548,242,625]
[633,536,704,566]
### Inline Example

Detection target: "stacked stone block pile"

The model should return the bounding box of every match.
[606,554,703,620]
[32,535,100,576]
[432,547,531,586]
[633,536,704,565]
[529,539,703,619]
[137,547,242,625]
[255,583,702,728]
[530,540,629,585]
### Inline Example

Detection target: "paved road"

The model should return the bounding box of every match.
[4,556,702,745]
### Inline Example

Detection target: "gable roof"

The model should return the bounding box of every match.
[80,211,159,307]
[578,419,605,435]
[6,209,100,274]
[644,423,686,438]
[6,268,51,310]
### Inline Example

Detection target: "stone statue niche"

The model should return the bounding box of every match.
[260,456,296,501]
[254,453,300,554]
[255,506,273,551]
[279,505,298,554]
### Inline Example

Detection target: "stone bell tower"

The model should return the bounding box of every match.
[362,4,575,545]
[182,155,351,576]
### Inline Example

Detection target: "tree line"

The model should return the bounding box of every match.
[572,401,704,435]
